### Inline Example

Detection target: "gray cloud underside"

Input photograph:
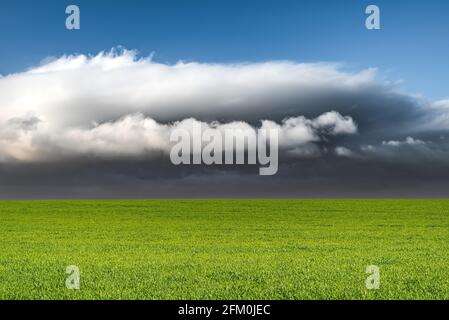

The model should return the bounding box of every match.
[1,49,449,198]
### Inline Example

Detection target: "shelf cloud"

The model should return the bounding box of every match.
[1,49,449,198]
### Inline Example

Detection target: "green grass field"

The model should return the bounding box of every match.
[0,199,448,300]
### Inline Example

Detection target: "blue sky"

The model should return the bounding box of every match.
[0,0,448,99]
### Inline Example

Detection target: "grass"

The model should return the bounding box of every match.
[0,199,448,300]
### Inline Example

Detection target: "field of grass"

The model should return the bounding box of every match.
[0,199,448,300]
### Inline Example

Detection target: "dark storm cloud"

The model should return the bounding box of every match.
[1,49,449,198]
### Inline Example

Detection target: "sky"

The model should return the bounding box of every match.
[1,0,449,199]
[0,0,448,99]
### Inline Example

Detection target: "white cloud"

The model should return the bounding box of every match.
[260,111,357,148]
[423,99,449,129]
[431,99,449,109]
[0,49,379,130]
[0,49,369,163]
[312,111,357,135]
[335,146,353,157]
[1,48,449,168]
[382,136,425,147]
[0,111,356,162]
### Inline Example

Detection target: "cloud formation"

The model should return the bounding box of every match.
[0,49,395,126]
[1,49,449,198]
[0,111,356,162]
